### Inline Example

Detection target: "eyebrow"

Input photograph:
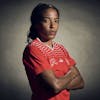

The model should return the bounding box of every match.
[42,17,59,20]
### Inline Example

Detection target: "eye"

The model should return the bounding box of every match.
[42,18,50,23]
[54,19,59,23]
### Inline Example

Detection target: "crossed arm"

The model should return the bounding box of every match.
[37,66,84,93]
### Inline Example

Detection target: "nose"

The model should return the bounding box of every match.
[50,21,55,29]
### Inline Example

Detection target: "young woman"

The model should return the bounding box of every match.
[22,3,84,100]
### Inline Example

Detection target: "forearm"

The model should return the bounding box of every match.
[38,69,78,93]
[51,66,84,92]
[55,69,79,92]
[66,75,84,90]
[37,66,84,93]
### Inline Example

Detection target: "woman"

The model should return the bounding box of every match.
[22,3,84,100]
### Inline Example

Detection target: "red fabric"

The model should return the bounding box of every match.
[23,38,76,100]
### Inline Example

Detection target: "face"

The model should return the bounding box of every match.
[36,8,59,41]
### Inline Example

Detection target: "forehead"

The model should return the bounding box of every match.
[42,8,59,18]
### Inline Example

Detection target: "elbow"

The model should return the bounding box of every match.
[80,79,85,89]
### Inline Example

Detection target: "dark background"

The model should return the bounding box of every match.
[0,0,100,100]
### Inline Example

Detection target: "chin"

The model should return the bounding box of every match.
[48,35,56,39]
[48,36,55,40]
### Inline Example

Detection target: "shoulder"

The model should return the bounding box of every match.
[23,39,41,55]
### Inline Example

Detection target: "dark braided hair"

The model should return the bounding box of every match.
[27,3,59,43]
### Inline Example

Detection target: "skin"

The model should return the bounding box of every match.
[36,8,84,93]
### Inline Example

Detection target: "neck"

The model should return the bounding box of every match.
[44,40,53,48]
[38,37,53,48]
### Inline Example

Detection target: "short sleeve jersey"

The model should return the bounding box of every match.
[23,38,76,100]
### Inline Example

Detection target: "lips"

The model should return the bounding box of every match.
[49,31,56,35]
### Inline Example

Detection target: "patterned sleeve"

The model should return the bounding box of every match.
[23,44,51,75]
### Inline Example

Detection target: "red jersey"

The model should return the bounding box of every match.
[23,38,76,100]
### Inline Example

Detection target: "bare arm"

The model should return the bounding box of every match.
[37,66,84,93]
[66,66,84,90]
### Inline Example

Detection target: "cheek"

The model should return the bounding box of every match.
[56,24,59,28]
[55,24,59,30]
[41,24,49,31]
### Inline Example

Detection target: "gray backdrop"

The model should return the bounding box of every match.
[0,0,100,100]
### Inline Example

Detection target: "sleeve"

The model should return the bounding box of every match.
[66,50,76,67]
[60,45,76,67]
[23,45,51,75]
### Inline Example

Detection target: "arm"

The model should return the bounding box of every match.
[37,65,84,93]
[66,66,84,90]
